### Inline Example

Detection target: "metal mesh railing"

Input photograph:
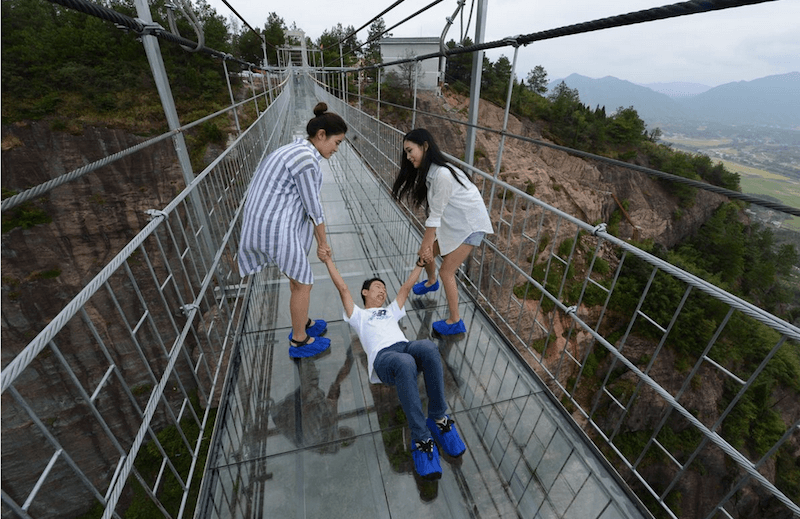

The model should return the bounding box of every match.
[3,0,798,516]
[1,81,292,519]
[314,81,800,519]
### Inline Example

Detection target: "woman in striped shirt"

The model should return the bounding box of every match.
[238,102,347,358]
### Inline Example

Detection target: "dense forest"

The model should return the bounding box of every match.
[3,1,799,517]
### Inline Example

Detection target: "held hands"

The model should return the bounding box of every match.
[317,244,332,262]
[418,245,434,264]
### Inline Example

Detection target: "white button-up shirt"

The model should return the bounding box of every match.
[425,164,493,255]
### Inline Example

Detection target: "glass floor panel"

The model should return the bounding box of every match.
[197,85,648,519]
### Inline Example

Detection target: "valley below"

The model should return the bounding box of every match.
[661,123,800,233]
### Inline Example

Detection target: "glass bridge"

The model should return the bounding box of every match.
[194,82,646,518]
[2,2,799,517]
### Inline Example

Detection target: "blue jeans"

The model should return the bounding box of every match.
[373,340,447,443]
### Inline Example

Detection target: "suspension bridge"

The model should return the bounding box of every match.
[2,0,799,518]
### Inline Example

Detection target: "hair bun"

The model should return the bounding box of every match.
[313,102,328,117]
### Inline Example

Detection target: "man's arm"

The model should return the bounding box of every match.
[322,256,355,318]
[396,258,427,309]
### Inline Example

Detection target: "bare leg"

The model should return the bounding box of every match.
[422,241,441,286]
[439,243,474,324]
[289,278,316,344]
[423,259,437,286]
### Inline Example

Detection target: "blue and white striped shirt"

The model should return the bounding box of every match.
[238,139,325,284]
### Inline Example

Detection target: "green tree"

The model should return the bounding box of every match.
[443,38,472,90]
[262,12,287,66]
[317,23,361,68]
[545,81,584,146]
[2,0,236,123]
[608,106,647,145]
[398,50,423,93]
[364,18,389,67]
[526,65,548,95]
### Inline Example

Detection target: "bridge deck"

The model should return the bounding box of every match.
[197,84,645,519]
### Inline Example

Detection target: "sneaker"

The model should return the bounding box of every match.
[287,318,327,341]
[413,280,440,295]
[432,319,466,335]
[427,416,466,457]
[411,438,442,480]
[288,336,331,359]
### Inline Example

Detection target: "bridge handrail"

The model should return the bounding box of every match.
[313,79,800,518]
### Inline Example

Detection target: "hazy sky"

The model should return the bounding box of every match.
[205,0,799,87]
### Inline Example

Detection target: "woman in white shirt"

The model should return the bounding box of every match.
[391,128,493,336]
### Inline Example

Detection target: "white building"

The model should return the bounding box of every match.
[379,37,443,92]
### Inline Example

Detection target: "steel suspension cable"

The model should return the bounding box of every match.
[214,0,264,44]
[366,0,778,68]
[45,0,256,68]
[338,0,446,63]
[346,0,795,216]
[2,0,265,213]
[337,0,407,48]
[357,93,800,217]
[1,97,260,212]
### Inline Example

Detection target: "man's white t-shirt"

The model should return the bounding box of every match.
[344,300,407,384]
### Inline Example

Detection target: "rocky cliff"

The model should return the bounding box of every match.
[1,92,744,518]
[400,91,799,518]
[410,90,727,249]
[2,121,196,518]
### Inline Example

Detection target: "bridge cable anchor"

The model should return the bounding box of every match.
[145,209,169,221]
[134,19,164,37]
[592,223,607,236]
[180,303,200,315]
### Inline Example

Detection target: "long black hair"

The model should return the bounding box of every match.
[391,128,466,209]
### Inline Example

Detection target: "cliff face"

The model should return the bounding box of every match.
[406,91,800,518]
[411,90,727,249]
[2,121,191,517]
[2,120,184,350]
[1,97,735,517]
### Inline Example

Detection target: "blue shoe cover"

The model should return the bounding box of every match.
[427,416,466,457]
[413,280,440,295]
[305,318,327,337]
[288,318,327,341]
[288,336,331,358]
[432,319,466,335]
[411,439,442,480]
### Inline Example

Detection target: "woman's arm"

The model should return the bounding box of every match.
[418,227,436,263]
[314,221,331,260]
[294,163,326,227]
[419,167,453,261]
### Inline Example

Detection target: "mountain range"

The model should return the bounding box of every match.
[548,72,800,129]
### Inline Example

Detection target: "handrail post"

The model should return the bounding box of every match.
[412,65,419,129]
[223,59,242,135]
[486,43,519,216]
[132,0,213,254]
[464,0,488,168]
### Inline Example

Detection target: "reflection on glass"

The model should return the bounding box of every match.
[270,348,355,454]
